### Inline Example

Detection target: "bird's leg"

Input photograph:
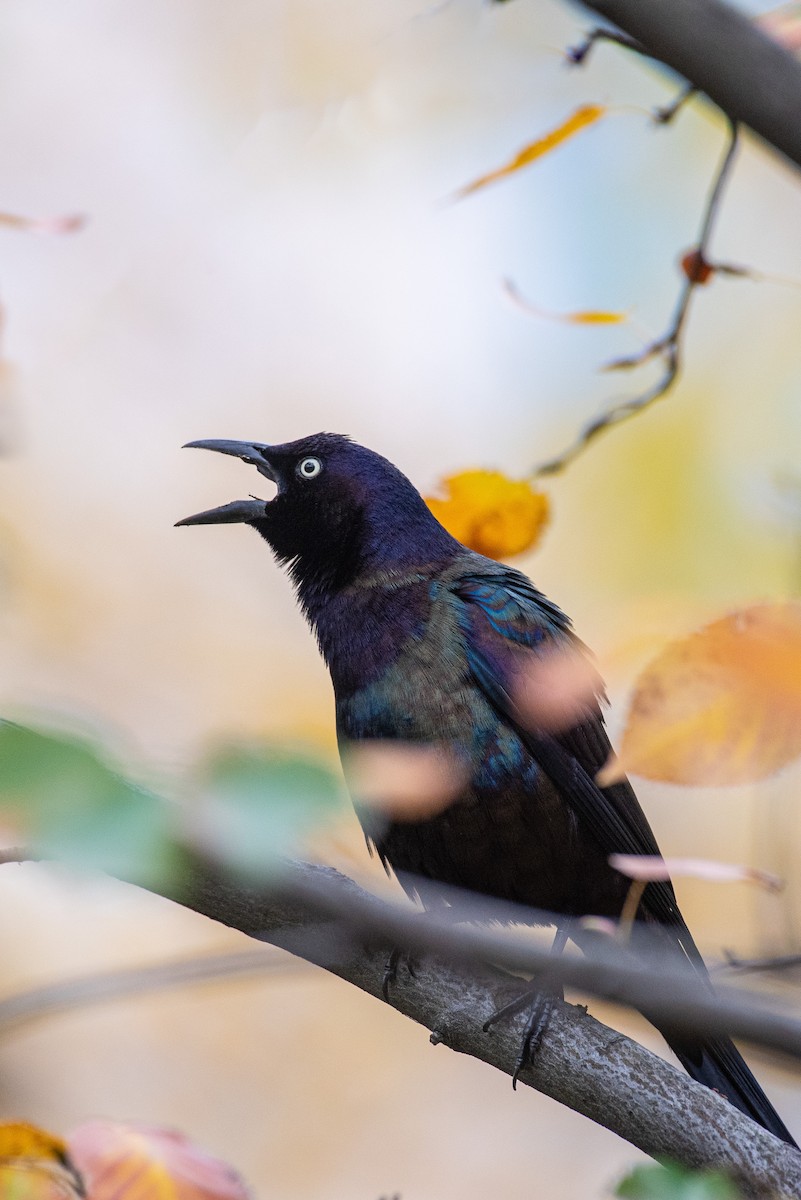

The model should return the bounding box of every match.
[483,926,569,1088]
[382,946,418,1000]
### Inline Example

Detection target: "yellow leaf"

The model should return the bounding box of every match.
[426,469,549,559]
[0,1123,82,1199]
[453,104,605,200]
[564,310,626,325]
[610,603,801,786]
[503,281,627,325]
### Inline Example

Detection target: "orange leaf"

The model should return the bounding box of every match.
[425,469,549,559]
[68,1122,250,1200]
[606,603,801,786]
[453,104,605,200]
[0,1123,83,1199]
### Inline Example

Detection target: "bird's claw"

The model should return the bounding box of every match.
[484,984,558,1088]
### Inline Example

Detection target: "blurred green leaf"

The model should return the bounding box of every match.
[196,743,342,877]
[0,722,177,888]
[616,1163,741,1200]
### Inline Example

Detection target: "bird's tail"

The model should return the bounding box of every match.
[574,922,796,1147]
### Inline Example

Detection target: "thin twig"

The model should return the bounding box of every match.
[566,26,647,63]
[566,27,698,123]
[532,120,739,477]
[0,948,306,1036]
[718,950,801,976]
[562,0,801,171]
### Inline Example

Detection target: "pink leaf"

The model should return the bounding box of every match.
[68,1121,250,1200]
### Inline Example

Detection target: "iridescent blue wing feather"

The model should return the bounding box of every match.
[453,567,691,939]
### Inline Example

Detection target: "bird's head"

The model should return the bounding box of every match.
[177,432,458,593]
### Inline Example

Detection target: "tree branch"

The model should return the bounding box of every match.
[176,861,801,1198]
[568,0,801,171]
[4,853,801,1195]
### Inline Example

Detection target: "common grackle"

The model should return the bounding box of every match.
[178,432,795,1146]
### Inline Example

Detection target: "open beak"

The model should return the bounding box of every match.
[176,439,277,527]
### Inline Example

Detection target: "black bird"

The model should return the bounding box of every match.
[178,431,795,1145]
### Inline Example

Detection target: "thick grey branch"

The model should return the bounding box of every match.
[571,0,801,170]
[4,853,801,1195]
[171,860,801,1198]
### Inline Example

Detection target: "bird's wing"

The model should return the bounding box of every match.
[453,568,694,941]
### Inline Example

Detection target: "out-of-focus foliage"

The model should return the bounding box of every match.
[0,723,176,889]
[759,3,801,54]
[504,279,628,325]
[608,853,782,891]
[192,742,343,876]
[69,1120,250,1200]
[0,722,343,885]
[341,739,468,820]
[615,1162,741,1200]
[601,604,801,786]
[453,104,606,200]
[0,1122,82,1200]
[426,469,550,559]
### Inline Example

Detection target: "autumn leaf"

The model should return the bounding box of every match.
[609,854,783,892]
[426,470,549,559]
[0,1123,83,1199]
[342,741,468,820]
[504,279,627,325]
[757,3,801,54]
[0,212,85,235]
[453,104,605,200]
[602,603,801,786]
[512,645,602,733]
[68,1122,250,1200]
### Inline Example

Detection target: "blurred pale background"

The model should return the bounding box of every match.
[0,0,800,1196]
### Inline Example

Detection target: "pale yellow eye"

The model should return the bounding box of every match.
[297,456,323,480]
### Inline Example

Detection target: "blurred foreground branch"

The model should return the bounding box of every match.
[2,852,800,1195]
[566,0,801,171]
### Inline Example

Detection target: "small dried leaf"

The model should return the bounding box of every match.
[426,469,549,559]
[564,310,627,325]
[512,646,601,733]
[453,104,605,200]
[578,915,618,938]
[611,603,801,786]
[68,1122,249,1200]
[758,4,801,54]
[342,741,468,820]
[0,212,85,236]
[609,854,783,892]
[504,280,626,324]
